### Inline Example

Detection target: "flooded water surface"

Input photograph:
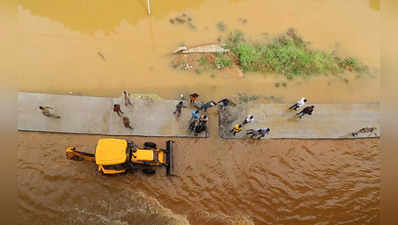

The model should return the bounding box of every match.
[10,0,380,103]
[10,0,381,224]
[18,133,380,225]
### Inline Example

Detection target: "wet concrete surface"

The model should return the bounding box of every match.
[219,103,380,139]
[18,92,207,137]
[18,92,379,139]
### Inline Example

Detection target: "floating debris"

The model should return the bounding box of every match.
[175,17,186,24]
[183,63,193,70]
[169,13,195,29]
[173,46,188,54]
[97,51,106,61]
[173,44,230,54]
[217,22,227,32]
[238,18,248,24]
[187,22,196,30]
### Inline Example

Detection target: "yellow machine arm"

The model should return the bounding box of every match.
[66,146,95,162]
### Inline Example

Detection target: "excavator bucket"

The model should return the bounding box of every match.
[166,140,175,176]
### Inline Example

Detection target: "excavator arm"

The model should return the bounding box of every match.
[66,146,95,162]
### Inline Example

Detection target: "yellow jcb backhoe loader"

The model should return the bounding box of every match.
[66,138,174,176]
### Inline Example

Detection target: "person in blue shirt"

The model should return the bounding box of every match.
[191,110,199,121]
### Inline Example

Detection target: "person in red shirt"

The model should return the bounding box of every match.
[113,104,123,117]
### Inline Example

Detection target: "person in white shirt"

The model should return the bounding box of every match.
[242,115,254,125]
[39,106,61,119]
[123,90,132,106]
[289,97,307,111]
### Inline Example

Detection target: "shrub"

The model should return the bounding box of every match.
[214,54,233,69]
[224,29,368,78]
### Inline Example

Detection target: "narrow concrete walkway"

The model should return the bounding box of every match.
[219,103,380,139]
[18,92,380,139]
[18,92,207,137]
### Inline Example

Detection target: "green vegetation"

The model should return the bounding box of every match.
[224,29,368,79]
[210,73,216,78]
[171,29,369,80]
[199,57,207,66]
[214,53,233,69]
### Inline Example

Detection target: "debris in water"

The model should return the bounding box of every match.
[170,14,195,29]
[216,22,227,32]
[173,46,188,54]
[187,22,196,30]
[183,63,193,70]
[175,17,186,24]
[238,18,248,24]
[173,44,230,54]
[97,51,106,61]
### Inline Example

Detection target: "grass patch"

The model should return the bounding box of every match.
[214,53,233,69]
[171,29,369,80]
[225,29,368,79]
[210,73,216,78]
[199,57,208,66]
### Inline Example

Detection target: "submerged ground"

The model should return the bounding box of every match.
[8,0,381,224]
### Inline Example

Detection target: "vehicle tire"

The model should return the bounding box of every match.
[142,168,156,175]
[144,142,157,149]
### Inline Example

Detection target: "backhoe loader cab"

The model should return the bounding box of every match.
[95,138,130,174]
[66,138,174,176]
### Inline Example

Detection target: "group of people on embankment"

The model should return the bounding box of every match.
[229,97,315,139]
[38,91,136,130]
[37,91,315,139]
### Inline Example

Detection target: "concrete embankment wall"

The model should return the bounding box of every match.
[18,92,379,139]
[18,92,207,138]
[219,103,380,139]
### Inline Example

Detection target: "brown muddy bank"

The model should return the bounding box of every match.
[17,132,380,225]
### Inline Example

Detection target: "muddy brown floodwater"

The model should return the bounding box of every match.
[8,0,381,224]
[18,133,380,225]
